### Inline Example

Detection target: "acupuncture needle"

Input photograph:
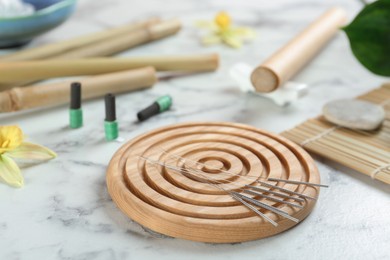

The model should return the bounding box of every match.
[140,156,301,225]
[187,168,281,227]
[232,192,300,223]
[245,185,305,202]
[267,178,329,188]
[243,189,303,209]
[182,163,306,212]
[257,180,317,201]
[143,153,308,204]
[140,156,279,226]
[165,154,309,204]
[179,165,293,226]
[181,162,305,209]
[143,156,301,223]
[160,148,326,188]
[230,193,278,227]
[231,192,290,216]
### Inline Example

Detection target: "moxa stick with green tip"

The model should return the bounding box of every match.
[104,93,119,141]
[69,82,83,129]
[137,95,172,121]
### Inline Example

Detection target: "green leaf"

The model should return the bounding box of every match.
[6,142,57,160]
[342,0,390,76]
[0,154,23,188]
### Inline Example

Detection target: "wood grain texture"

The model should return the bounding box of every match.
[282,83,390,184]
[106,122,321,243]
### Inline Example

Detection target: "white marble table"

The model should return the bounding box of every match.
[1,0,389,259]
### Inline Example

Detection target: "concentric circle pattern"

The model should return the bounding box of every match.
[107,122,320,243]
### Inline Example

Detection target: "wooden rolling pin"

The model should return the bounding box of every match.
[0,67,157,113]
[0,54,219,84]
[0,18,160,61]
[250,7,347,93]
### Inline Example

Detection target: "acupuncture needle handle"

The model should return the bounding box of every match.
[250,7,347,93]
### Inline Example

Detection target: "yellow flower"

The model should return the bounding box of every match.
[0,125,56,188]
[196,12,255,48]
[215,12,231,30]
[0,125,23,153]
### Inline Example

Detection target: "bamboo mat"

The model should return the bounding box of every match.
[282,83,390,184]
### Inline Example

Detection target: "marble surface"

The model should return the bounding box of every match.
[1,0,389,259]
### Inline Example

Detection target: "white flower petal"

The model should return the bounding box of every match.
[195,21,217,30]
[202,35,222,45]
[0,154,23,188]
[223,36,243,48]
[6,142,57,160]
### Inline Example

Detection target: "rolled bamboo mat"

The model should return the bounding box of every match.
[281,83,390,184]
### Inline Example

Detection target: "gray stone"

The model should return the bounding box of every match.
[323,99,385,130]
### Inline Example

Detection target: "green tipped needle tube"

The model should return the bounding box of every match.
[137,95,172,121]
[104,93,118,141]
[69,82,83,128]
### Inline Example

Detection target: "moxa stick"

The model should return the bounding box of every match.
[0,54,219,84]
[0,67,157,113]
[0,18,161,61]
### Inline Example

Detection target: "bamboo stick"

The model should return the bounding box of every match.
[0,67,157,113]
[307,120,389,151]
[0,18,160,61]
[285,127,384,170]
[0,54,219,84]
[250,7,347,93]
[300,128,389,164]
[54,19,182,59]
[300,138,381,174]
[0,19,182,89]
[280,130,390,184]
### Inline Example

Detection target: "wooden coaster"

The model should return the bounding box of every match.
[106,122,321,243]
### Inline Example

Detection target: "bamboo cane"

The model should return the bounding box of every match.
[0,19,182,89]
[54,19,182,59]
[0,67,157,113]
[0,18,161,61]
[0,54,219,84]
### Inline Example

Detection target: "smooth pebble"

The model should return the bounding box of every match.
[323,99,385,130]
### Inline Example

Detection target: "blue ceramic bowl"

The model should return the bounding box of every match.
[0,0,76,48]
